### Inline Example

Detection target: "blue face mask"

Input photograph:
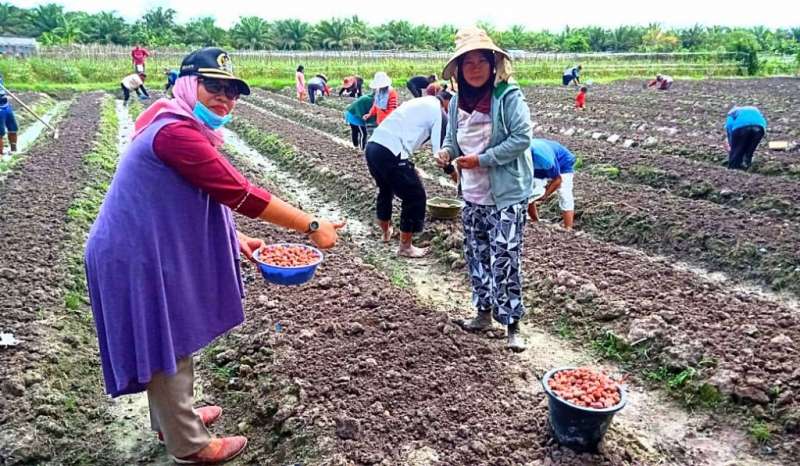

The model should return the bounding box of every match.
[193,101,232,130]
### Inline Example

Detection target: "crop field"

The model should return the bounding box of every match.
[1,76,799,465]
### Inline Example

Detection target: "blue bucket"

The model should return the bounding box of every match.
[541,367,627,453]
[253,243,323,286]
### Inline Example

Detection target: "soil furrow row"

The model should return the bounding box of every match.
[0,93,110,464]
[198,148,646,466]
[236,100,797,432]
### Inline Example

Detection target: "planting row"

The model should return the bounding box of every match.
[228,100,800,459]
[242,91,800,293]
[0,94,124,464]
[261,88,800,228]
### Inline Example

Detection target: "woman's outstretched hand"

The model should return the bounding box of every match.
[309,220,346,249]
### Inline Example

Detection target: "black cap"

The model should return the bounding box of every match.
[179,47,250,96]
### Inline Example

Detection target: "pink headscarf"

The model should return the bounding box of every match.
[133,75,224,147]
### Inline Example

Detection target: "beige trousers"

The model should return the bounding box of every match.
[147,357,211,457]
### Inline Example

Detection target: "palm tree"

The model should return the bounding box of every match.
[273,19,312,50]
[0,4,26,35]
[86,12,128,45]
[431,25,456,51]
[411,24,435,50]
[368,26,396,50]
[377,21,416,50]
[231,16,271,49]
[51,16,86,44]
[498,25,529,50]
[142,7,176,33]
[584,27,611,52]
[183,17,227,47]
[313,18,352,50]
[679,24,706,50]
[609,26,644,52]
[29,3,65,35]
[348,16,369,50]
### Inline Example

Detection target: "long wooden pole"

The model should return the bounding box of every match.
[0,83,59,139]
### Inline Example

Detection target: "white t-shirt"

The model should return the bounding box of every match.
[456,109,494,206]
[370,96,445,160]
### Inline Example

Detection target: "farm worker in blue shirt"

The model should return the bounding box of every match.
[562,64,582,86]
[724,106,766,170]
[0,73,19,154]
[529,139,577,229]
[164,68,179,95]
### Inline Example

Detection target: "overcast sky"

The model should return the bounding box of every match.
[10,0,799,30]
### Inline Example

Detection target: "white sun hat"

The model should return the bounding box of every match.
[369,71,392,89]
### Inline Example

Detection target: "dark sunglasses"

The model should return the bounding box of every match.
[200,78,241,100]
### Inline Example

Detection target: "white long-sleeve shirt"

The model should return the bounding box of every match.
[369,96,445,160]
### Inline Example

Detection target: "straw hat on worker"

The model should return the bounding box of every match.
[436,26,533,353]
[442,26,514,86]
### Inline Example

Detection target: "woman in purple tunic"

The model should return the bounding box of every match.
[84,48,343,464]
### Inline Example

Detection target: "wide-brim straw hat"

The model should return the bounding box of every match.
[369,71,392,89]
[442,26,513,85]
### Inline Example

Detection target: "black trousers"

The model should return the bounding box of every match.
[729,125,765,170]
[121,84,149,103]
[350,124,367,150]
[364,142,426,233]
[407,81,424,98]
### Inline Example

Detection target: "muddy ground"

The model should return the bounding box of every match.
[0,93,116,464]
[522,78,800,177]
[258,88,800,296]
[233,89,800,460]
[2,80,799,465]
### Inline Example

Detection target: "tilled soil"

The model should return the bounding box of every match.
[541,130,800,222]
[0,93,112,464]
[200,157,646,466]
[520,224,800,456]
[237,97,800,296]
[261,89,800,226]
[569,170,800,294]
[229,98,800,460]
[523,79,800,176]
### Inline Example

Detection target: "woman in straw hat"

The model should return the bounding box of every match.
[435,27,533,352]
[363,71,398,125]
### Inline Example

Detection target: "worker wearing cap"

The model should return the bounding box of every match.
[164,68,179,96]
[85,47,344,464]
[0,74,18,154]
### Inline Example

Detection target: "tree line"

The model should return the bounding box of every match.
[1,3,798,58]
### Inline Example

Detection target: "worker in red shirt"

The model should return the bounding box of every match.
[131,44,150,74]
[647,74,673,90]
[575,86,587,110]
